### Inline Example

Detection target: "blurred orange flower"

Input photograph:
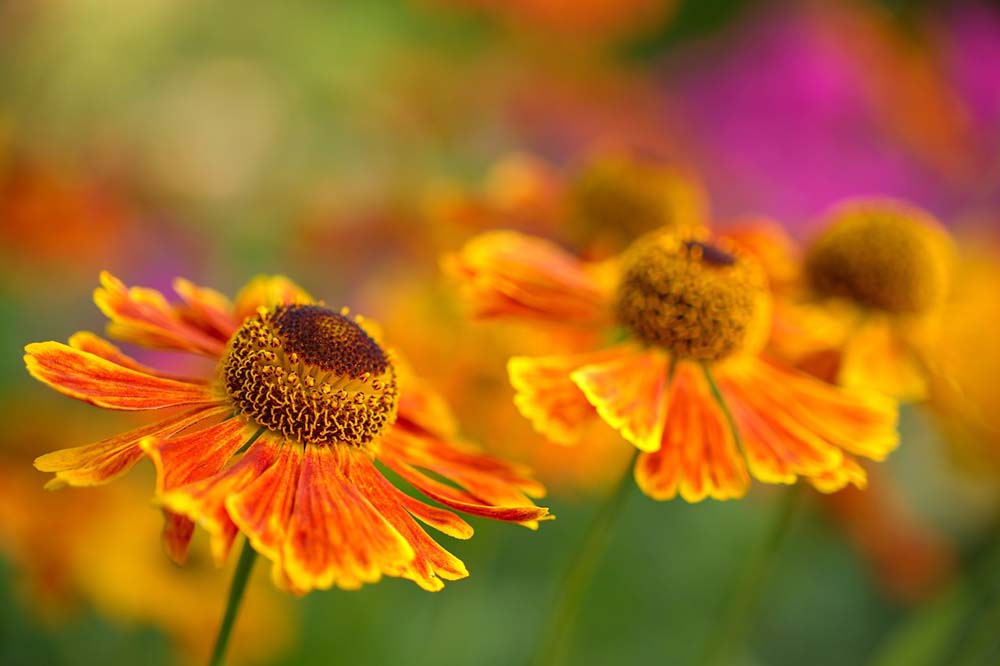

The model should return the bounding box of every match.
[25,272,550,594]
[447,227,899,501]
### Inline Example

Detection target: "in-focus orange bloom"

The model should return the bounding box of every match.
[25,272,551,593]
[770,198,955,402]
[446,227,899,501]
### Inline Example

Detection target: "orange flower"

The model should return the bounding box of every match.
[25,272,551,594]
[446,228,899,501]
[771,198,955,401]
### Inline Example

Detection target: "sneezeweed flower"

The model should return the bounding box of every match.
[25,272,551,596]
[772,198,955,401]
[447,227,900,501]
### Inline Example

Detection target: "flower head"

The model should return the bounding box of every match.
[447,228,899,501]
[772,198,955,401]
[25,272,550,593]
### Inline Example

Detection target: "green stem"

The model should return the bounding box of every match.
[209,539,258,666]
[534,450,639,666]
[698,487,804,666]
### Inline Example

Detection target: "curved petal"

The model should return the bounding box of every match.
[35,405,228,489]
[94,271,229,355]
[634,363,749,502]
[379,428,551,529]
[508,347,633,445]
[68,331,162,375]
[716,358,898,488]
[571,347,671,452]
[281,445,415,592]
[444,230,613,325]
[24,341,218,410]
[232,275,313,322]
[349,456,470,591]
[141,417,253,495]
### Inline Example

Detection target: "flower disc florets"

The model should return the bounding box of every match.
[805,200,952,314]
[615,230,768,361]
[222,304,398,447]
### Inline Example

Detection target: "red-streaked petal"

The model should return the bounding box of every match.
[742,359,899,461]
[444,230,613,325]
[571,348,671,452]
[225,441,302,564]
[173,277,241,340]
[159,437,280,564]
[715,359,897,487]
[635,363,749,502]
[68,331,161,375]
[395,379,459,440]
[141,417,254,494]
[34,405,227,488]
[94,271,228,355]
[25,341,218,410]
[349,456,469,591]
[162,510,196,564]
[508,346,633,445]
[281,445,414,592]
[232,275,313,321]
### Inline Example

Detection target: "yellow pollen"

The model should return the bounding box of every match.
[615,230,769,361]
[568,156,708,246]
[221,304,398,447]
[805,199,953,314]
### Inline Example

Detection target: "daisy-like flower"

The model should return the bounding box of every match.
[25,272,550,593]
[446,228,899,501]
[773,198,955,401]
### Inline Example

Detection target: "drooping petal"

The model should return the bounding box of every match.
[232,275,313,322]
[380,428,552,528]
[444,230,613,325]
[634,363,749,502]
[94,271,229,355]
[809,454,867,493]
[159,437,281,564]
[839,317,929,401]
[24,341,218,410]
[281,445,415,592]
[571,347,671,452]
[508,347,633,445]
[34,405,228,489]
[225,441,302,566]
[716,358,898,488]
[349,456,470,591]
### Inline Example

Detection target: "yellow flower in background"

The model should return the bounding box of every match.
[424,151,709,259]
[771,198,955,401]
[25,272,550,594]
[929,232,1000,473]
[447,227,899,501]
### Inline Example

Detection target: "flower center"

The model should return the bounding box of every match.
[221,304,398,447]
[805,200,952,314]
[615,230,768,361]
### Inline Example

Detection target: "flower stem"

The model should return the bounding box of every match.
[209,539,258,666]
[698,487,804,666]
[534,450,639,666]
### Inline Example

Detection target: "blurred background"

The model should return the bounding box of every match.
[2,0,1000,664]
